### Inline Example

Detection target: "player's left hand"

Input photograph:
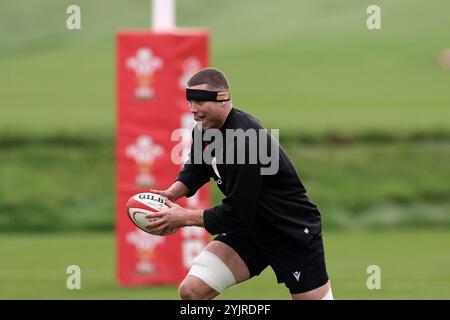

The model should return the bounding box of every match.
[144,199,189,234]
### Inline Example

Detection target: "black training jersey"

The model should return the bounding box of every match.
[176,108,322,247]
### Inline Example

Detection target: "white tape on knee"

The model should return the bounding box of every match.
[187,250,236,293]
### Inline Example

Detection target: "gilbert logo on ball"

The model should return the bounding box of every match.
[126,192,176,236]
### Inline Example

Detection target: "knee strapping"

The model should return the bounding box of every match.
[187,250,236,293]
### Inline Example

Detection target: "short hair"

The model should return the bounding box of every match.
[187,68,230,91]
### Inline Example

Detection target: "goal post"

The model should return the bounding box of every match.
[116,0,211,285]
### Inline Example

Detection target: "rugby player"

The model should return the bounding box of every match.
[145,68,333,300]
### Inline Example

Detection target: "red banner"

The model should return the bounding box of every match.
[116,30,211,285]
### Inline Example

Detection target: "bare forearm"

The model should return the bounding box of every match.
[185,209,205,227]
[166,181,190,201]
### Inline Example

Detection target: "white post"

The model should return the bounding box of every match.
[152,0,176,31]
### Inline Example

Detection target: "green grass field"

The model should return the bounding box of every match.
[0,230,449,299]
[1,0,450,135]
[1,140,449,231]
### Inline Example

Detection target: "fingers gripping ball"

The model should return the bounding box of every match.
[126,192,177,236]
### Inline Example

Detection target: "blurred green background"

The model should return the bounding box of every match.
[0,0,449,299]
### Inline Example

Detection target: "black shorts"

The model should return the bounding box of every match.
[214,230,329,294]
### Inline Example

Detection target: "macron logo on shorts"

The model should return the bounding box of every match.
[293,271,301,282]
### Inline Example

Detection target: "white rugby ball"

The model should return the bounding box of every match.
[126,192,176,236]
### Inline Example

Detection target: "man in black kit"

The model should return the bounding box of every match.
[146,68,333,300]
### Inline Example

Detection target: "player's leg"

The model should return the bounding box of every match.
[291,280,333,300]
[268,233,332,300]
[178,240,250,300]
[179,232,268,300]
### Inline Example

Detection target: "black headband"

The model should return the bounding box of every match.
[186,89,231,102]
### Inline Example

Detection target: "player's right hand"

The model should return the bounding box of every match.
[149,189,175,201]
